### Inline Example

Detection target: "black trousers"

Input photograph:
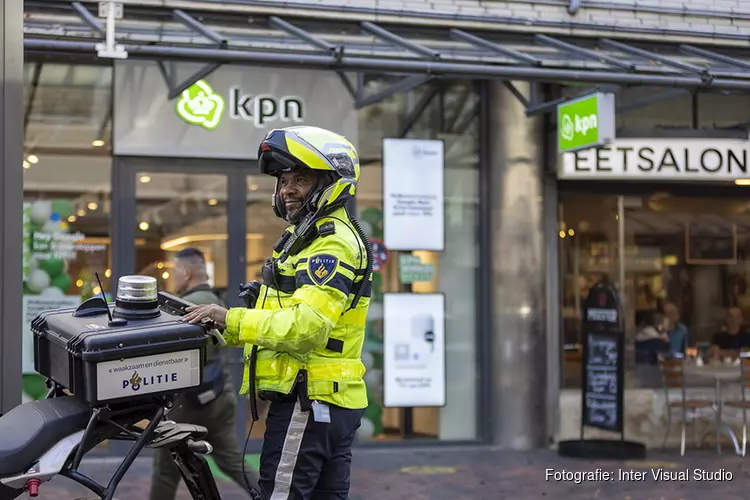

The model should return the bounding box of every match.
[258,398,365,500]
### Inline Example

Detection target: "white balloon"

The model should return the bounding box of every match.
[359,220,373,238]
[29,201,52,226]
[364,368,382,390]
[361,351,374,371]
[27,269,51,293]
[356,417,375,442]
[40,286,65,298]
[366,302,383,321]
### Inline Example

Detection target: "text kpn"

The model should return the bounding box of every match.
[229,88,304,128]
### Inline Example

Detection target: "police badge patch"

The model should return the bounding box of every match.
[308,254,339,286]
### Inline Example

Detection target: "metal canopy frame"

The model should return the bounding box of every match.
[21,0,750,110]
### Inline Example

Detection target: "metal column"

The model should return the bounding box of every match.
[487,80,547,449]
[0,0,23,414]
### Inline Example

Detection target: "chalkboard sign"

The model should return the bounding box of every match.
[581,282,624,434]
[584,332,619,430]
[685,221,737,265]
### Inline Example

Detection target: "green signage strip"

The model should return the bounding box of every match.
[176,79,225,130]
[557,92,616,153]
[398,254,435,284]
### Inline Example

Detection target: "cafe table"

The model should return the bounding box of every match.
[681,360,743,455]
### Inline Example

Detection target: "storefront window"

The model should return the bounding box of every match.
[134,172,229,296]
[22,61,113,454]
[356,80,480,441]
[559,190,750,389]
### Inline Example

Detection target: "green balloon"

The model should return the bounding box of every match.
[39,258,64,278]
[51,199,74,219]
[23,374,49,401]
[51,273,72,293]
[360,207,382,224]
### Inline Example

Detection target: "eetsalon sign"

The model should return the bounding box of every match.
[559,138,750,181]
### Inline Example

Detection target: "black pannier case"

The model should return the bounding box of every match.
[31,302,208,406]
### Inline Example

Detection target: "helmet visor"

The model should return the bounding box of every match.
[259,149,300,176]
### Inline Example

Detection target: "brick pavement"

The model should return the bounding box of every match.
[20,446,750,500]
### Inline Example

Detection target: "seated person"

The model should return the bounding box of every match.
[709,306,750,360]
[664,302,688,354]
[635,311,669,364]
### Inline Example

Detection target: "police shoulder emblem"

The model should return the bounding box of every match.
[308,254,339,286]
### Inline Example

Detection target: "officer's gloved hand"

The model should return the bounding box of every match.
[238,280,263,309]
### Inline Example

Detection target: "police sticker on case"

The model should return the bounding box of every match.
[308,254,339,286]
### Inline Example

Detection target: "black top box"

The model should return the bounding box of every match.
[31,296,209,407]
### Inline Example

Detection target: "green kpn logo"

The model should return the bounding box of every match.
[559,112,598,142]
[176,80,225,130]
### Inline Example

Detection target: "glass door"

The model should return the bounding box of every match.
[111,157,250,455]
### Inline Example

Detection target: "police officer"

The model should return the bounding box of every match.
[149,248,260,500]
[182,125,372,500]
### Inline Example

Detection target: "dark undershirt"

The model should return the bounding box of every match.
[711,330,750,350]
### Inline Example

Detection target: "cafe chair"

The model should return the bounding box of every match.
[658,352,716,456]
[720,351,750,456]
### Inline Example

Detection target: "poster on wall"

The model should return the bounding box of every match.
[22,199,106,374]
[383,292,446,407]
[382,138,445,251]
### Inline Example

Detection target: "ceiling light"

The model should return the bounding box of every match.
[568,229,575,236]
[105,268,112,278]
[67,215,77,223]
[139,175,151,183]
[87,202,98,210]
[92,139,105,147]
[139,221,149,231]
[559,230,566,238]
[23,160,30,169]
[76,279,84,288]
[27,155,39,164]
[735,179,750,186]
[162,271,170,279]
[77,209,86,217]
[208,198,218,206]
[157,262,164,269]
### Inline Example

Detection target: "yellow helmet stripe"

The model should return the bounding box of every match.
[285,135,333,172]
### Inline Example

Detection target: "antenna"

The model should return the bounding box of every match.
[94,272,114,323]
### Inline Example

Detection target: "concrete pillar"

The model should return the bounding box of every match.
[488,81,547,449]
[0,0,24,414]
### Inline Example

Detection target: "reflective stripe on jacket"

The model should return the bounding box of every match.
[224,206,371,410]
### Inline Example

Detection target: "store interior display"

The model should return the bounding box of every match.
[560,193,750,389]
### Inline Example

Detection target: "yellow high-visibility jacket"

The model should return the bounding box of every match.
[224,206,370,410]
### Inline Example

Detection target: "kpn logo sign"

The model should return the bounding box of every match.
[557,92,616,153]
[176,79,304,131]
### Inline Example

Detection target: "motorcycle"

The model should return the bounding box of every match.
[0,382,223,500]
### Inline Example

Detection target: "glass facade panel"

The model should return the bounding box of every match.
[22,62,113,450]
[559,191,750,389]
[355,81,480,441]
[133,171,229,296]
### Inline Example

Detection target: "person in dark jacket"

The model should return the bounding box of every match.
[148,247,259,500]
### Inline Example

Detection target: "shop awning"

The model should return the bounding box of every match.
[22,0,750,102]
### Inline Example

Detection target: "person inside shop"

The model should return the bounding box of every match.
[709,306,750,361]
[148,248,260,500]
[181,125,372,500]
[663,301,688,354]
[635,310,669,364]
